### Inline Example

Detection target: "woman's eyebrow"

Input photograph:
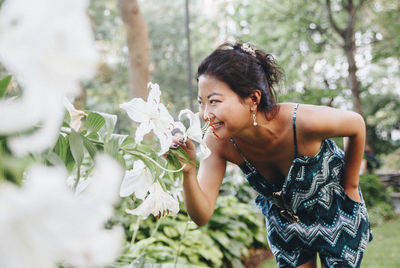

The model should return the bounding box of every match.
[198,92,222,100]
[207,93,222,99]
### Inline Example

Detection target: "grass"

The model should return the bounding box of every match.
[259,215,400,268]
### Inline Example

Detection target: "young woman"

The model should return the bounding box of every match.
[172,42,372,268]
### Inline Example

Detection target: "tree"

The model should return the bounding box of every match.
[118,0,150,99]
[325,0,367,115]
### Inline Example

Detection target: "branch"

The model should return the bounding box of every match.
[325,0,346,38]
[355,0,368,12]
[344,0,356,48]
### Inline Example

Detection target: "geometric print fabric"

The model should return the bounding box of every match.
[230,105,372,268]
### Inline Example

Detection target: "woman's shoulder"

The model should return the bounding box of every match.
[202,130,239,163]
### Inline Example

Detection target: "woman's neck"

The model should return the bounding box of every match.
[233,110,282,147]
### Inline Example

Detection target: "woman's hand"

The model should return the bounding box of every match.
[344,186,362,203]
[171,133,197,174]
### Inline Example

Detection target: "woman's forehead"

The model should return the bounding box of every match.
[198,75,231,96]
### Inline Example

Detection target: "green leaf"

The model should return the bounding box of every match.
[128,253,146,268]
[0,75,11,98]
[45,151,65,167]
[173,146,191,162]
[116,152,126,170]
[210,231,230,249]
[120,136,135,149]
[163,226,179,238]
[82,135,97,159]
[166,154,182,181]
[97,112,117,141]
[54,135,68,162]
[86,112,105,134]
[104,134,127,157]
[127,237,156,257]
[69,129,84,166]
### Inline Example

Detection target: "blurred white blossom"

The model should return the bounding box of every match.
[0,154,124,268]
[63,97,86,131]
[119,160,153,199]
[120,82,175,155]
[177,109,211,160]
[66,175,92,195]
[125,182,179,218]
[0,0,98,155]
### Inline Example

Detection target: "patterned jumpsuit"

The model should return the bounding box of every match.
[230,104,372,268]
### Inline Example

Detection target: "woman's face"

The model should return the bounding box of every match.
[197,75,252,139]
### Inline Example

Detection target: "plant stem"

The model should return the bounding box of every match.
[73,164,81,191]
[122,149,185,173]
[174,220,190,268]
[156,177,168,192]
[150,217,162,237]
[131,217,141,244]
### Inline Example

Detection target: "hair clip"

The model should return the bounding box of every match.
[241,42,256,57]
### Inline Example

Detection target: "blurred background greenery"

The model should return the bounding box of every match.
[84,0,400,157]
[1,0,399,267]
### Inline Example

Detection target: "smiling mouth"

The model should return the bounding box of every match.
[211,122,224,129]
[205,119,223,139]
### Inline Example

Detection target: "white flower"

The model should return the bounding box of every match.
[178,109,211,160]
[0,0,98,156]
[120,82,175,155]
[119,160,153,199]
[125,182,179,218]
[63,97,86,131]
[66,175,92,195]
[0,154,124,268]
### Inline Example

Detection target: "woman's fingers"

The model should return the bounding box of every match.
[171,133,186,148]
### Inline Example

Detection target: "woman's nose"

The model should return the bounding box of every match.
[202,109,214,122]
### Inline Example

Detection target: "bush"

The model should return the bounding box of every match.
[360,174,391,207]
[381,148,400,171]
[112,178,268,267]
[367,202,396,226]
[360,174,396,226]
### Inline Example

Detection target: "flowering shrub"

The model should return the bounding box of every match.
[0,0,268,267]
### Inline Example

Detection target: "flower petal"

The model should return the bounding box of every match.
[198,140,211,160]
[135,121,153,144]
[173,121,187,135]
[120,98,151,123]
[146,82,161,105]
[63,97,86,131]
[179,109,202,141]
[153,127,173,155]
[126,182,179,218]
[119,160,153,199]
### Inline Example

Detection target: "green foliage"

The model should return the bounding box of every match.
[362,92,400,154]
[207,196,268,265]
[360,174,391,207]
[367,202,396,227]
[112,178,268,267]
[0,139,32,185]
[381,148,400,171]
[359,174,396,226]
[0,75,11,98]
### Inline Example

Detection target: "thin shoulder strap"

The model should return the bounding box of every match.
[293,103,300,156]
[230,138,253,167]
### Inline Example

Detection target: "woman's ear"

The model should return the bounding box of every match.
[249,89,262,105]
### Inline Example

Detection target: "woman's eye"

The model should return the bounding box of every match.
[210,100,219,104]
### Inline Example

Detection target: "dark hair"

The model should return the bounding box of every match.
[196,41,283,118]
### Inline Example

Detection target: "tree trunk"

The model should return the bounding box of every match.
[118,0,150,100]
[326,0,365,115]
[344,32,363,115]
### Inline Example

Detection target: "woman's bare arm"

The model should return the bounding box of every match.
[299,104,366,202]
[175,133,226,226]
